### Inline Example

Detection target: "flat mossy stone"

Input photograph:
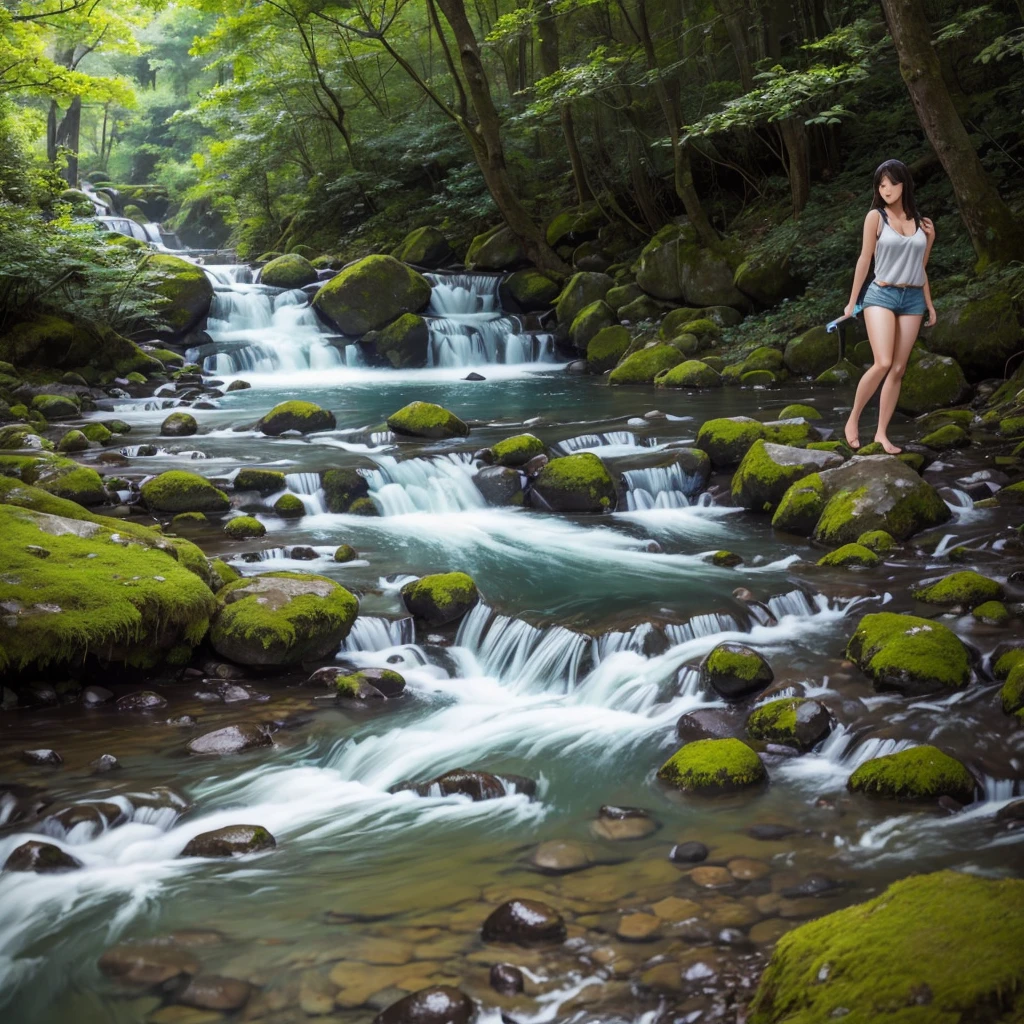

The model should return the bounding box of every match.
[700,642,773,700]
[657,738,767,795]
[491,433,544,467]
[171,512,207,529]
[731,440,842,513]
[387,401,469,440]
[224,516,266,539]
[846,611,970,695]
[1000,663,1024,717]
[274,494,305,519]
[209,571,358,666]
[260,253,318,289]
[817,543,879,568]
[655,359,722,388]
[912,570,1003,608]
[748,870,1024,1023]
[847,745,974,803]
[321,468,370,512]
[330,667,406,699]
[160,412,198,437]
[920,423,969,449]
[1000,414,1024,437]
[973,600,1009,625]
[746,697,831,752]
[256,401,335,436]
[779,404,820,421]
[234,469,286,495]
[147,253,215,338]
[608,344,682,385]
[391,226,454,269]
[695,417,765,468]
[856,529,896,553]
[530,452,616,513]
[586,325,630,373]
[147,348,185,368]
[400,571,479,626]
[141,471,230,514]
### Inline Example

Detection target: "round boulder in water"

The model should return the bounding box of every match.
[481,899,567,944]
[529,839,592,874]
[333,543,357,562]
[310,665,406,699]
[491,433,544,468]
[160,411,197,437]
[657,738,768,795]
[224,515,266,539]
[322,468,370,513]
[21,748,63,766]
[700,643,773,700]
[181,824,276,857]
[176,974,252,1011]
[257,400,335,436]
[529,452,616,513]
[186,723,273,756]
[57,429,89,453]
[234,468,285,495]
[372,985,475,1024]
[273,494,305,519]
[4,840,82,873]
[746,698,831,752]
[676,707,742,744]
[140,470,229,514]
[847,745,974,803]
[364,312,429,369]
[401,571,478,626]
[912,570,1003,609]
[260,253,317,289]
[473,466,524,507]
[387,400,469,440]
[210,572,358,665]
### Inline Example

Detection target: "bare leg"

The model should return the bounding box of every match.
[844,306,896,448]
[875,314,923,453]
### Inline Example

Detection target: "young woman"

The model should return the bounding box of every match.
[843,159,937,453]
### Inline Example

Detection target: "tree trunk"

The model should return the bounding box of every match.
[880,0,1024,267]
[55,96,82,186]
[720,0,754,90]
[778,116,810,216]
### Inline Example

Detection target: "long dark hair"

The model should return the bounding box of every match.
[870,159,922,227]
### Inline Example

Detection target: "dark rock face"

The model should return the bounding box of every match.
[474,466,525,506]
[676,708,743,744]
[373,985,475,1024]
[176,974,252,1011]
[392,768,532,801]
[181,825,276,858]
[98,940,201,987]
[490,963,525,995]
[4,840,82,873]
[481,899,567,944]
[185,724,272,756]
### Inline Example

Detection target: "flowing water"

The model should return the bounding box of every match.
[2,268,1022,1023]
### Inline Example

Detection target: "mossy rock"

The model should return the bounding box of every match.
[896,352,970,416]
[847,745,974,803]
[846,611,970,695]
[912,570,1003,608]
[0,425,51,451]
[657,738,767,795]
[390,226,453,268]
[856,529,896,553]
[554,271,615,326]
[634,225,749,308]
[387,401,469,440]
[569,300,617,352]
[720,362,744,385]
[731,440,842,512]
[920,423,970,449]
[1000,414,1024,437]
[505,268,561,311]
[733,253,803,306]
[711,550,743,567]
[256,251,284,262]
[330,667,407,699]
[817,543,879,568]
[664,332,700,356]
[1000,663,1024,717]
[400,571,479,626]
[677,317,721,342]
[160,412,198,438]
[465,224,526,270]
[618,294,677,323]
[0,504,216,672]
[81,423,113,444]
[172,512,207,529]
[608,344,682,385]
[59,188,97,216]
[365,313,429,369]
[545,205,604,247]
[147,254,215,339]
[928,291,1022,381]
[147,348,185,368]
[973,600,1009,625]
[224,516,266,539]
[38,465,107,506]
[748,870,1024,1023]
[814,358,863,386]
[260,253,318,290]
[234,469,286,496]
[530,453,616,513]
[695,417,765,468]
[605,283,643,312]
[141,471,230,514]
[210,571,358,666]
[492,433,544,467]
[349,500,377,519]
[321,468,370,513]
[700,642,773,700]
[31,394,79,421]
[782,325,836,377]
[274,494,305,519]
[655,359,721,389]
[992,643,1024,680]
[741,346,784,373]
[746,697,831,752]
[257,401,335,436]
[586,325,631,374]
[312,255,432,335]
[761,418,820,446]
[333,544,357,563]
[311,255,344,270]
[57,430,89,454]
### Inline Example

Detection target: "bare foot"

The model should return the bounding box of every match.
[875,436,902,454]
[844,422,861,449]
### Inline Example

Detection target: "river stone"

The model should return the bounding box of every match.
[82,685,114,706]
[635,224,748,308]
[161,412,198,437]
[695,416,766,467]
[261,253,317,289]
[186,723,272,756]
[529,840,592,874]
[256,400,335,435]
[4,840,82,873]
[394,768,521,800]
[401,572,478,626]
[22,748,63,766]
[670,841,709,864]
[387,400,469,439]
[148,253,215,339]
[657,738,768,795]
[373,985,475,1024]
[210,572,358,665]
[175,974,252,1011]
[321,467,370,512]
[591,805,660,841]
[310,666,407,698]
[92,753,120,771]
[473,465,524,506]
[746,698,832,752]
[98,941,201,987]
[676,708,742,743]
[140,470,230,514]
[554,271,615,325]
[700,643,773,700]
[50,801,127,830]
[116,690,167,711]
[618,913,662,941]
[481,899,567,944]
[181,825,276,857]
[690,866,736,889]
[313,255,432,335]
[489,963,524,995]
[530,452,616,513]
[731,441,843,512]
[847,745,975,804]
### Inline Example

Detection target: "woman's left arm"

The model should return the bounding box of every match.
[921,217,936,326]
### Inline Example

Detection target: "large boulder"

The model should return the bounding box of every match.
[312,255,432,335]
[141,471,230,514]
[782,324,839,377]
[554,271,615,326]
[695,416,765,467]
[491,433,544,467]
[847,745,974,803]
[656,359,722,388]
[364,313,429,369]
[746,698,831,752]
[387,401,469,439]
[748,871,1024,1023]
[390,226,454,268]
[733,253,803,306]
[699,643,773,700]
[4,840,82,873]
[401,572,479,626]
[635,224,749,308]
[147,254,215,339]
[927,291,1022,381]
[503,268,561,311]
[186,723,273,756]
[608,344,683,384]
[912,570,1003,608]
[569,300,617,352]
[896,351,970,415]
[181,825,276,857]
[586,325,631,373]
[530,453,616,513]
[657,738,767,794]
[731,440,843,512]
[260,253,318,289]
[465,224,526,270]
[256,400,335,435]
[321,468,370,512]
[209,572,358,666]
[546,205,604,247]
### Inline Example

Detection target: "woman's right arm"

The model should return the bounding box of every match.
[845,210,881,317]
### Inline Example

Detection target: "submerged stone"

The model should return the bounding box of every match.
[98,940,201,988]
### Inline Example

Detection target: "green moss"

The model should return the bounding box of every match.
[234,469,286,495]
[386,401,469,439]
[274,494,305,518]
[57,430,89,454]
[856,529,896,553]
[141,471,230,514]
[1000,414,1024,437]
[748,871,1024,1024]
[762,420,817,446]
[368,313,429,369]
[696,417,766,467]
[912,570,1003,608]
[171,512,207,528]
[678,317,721,339]
[711,550,743,567]
[333,544,357,563]
[569,300,616,352]
[1001,663,1024,717]
[348,497,378,516]
[847,745,974,803]
[771,473,825,535]
[148,348,185,368]
[706,646,768,681]
[920,423,969,449]
[0,425,51,451]
[586,325,631,373]
[400,571,479,625]
[994,646,1024,679]
[125,372,147,384]
[208,558,241,590]
[740,369,777,387]
[973,600,1009,625]
[742,346,784,372]
[657,738,767,794]
[160,411,197,437]
[814,358,862,386]
[779,404,820,421]
[256,400,335,436]
[321,468,369,512]
[331,668,405,697]
[260,253,317,289]
[533,452,616,512]
[147,253,215,336]
[31,394,79,421]
[747,698,804,744]
[39,466,107,505]
[391,226,454,268]
[846,612,970,694]
[81,423,113,444]
[608,344,683,385]
[656,359,722,388]
[817,543,879,568]
[731,439,831,513]
[492,433,544,467]
[224,516,266,539]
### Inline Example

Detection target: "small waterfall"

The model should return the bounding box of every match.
[204,264,254,286]
[623,464,704,510]
[282,471,327,514]
[557,431,649,455]
[343,616,416,652]
[425,273,500,314]
[592,622,657,661]
[665,613,742,644]
[364,454,484,515]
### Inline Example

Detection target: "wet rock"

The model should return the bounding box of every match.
[299,971,338,1014]
[98,940,200,988]
[652,895,702,921]
[464,372,485,382]
[617,912,662,941]
[50,802,127,830]
[474,466,525,507]
[175,974,252,1011]
[181,824,276,858]
[401,572,478,626]
[288,545,318,560]
[83,685,114,705]
[778,873,843,898]
[699,642,773,700]
[91,753,121,772]
[690,866,735,889]
[387,400,469,440]
[529,840,592,874]
[22,748,62,766]
[393,768,523,801]
[161,412,198,437]
[481,899,566,944]
[731,440,842,512]
[670,841,709,864]
[186,723,272,756]
[676,707,742,744]
[4,840,82,873]
[996,800,1024,826]
[847,745,975,804]
[309,665,407,699]
[716,927,754,950]
[522,453,548,477]
[727,857,771,881]
[747,824,797,841]
[116,690,168,711]
[490,963,524,995]
[591,805,660,841]
[168,715,196,727]
[658,738,768,795]
[529,452,616,513]
[746,697,832,752]
[257,400,336,436]
[373,985,475,1024]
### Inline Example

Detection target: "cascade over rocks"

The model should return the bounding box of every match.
[391,768,530,800]
[312,255,432,335]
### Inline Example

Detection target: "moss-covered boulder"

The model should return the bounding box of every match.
[731,440,843,512]
[846,611,971,695]
[256,401,335,436]
[400,571,479,626]
[312,255,432,335]
[635,224,748,308]
[141,471,230,515]
[390,226,454,268]
[554,271,614,326]
[896,352,970,415]
[746,697,831,752]
[569,300,616,352]
[260,253,318,290]
[974,600,1009,625]
[779,404,820,421]
[812,455,950,544]
[530,453,616,513]
[82,423,113,444]
[274,494,304,518]
[224,516,266,540]
[608,344,682,385]
[328,667,407,700]
[37,464,107,506]
[504,268,561,311]
[733,253,803,306]
[741,346,785,373]
[927,291,1023,381]
[365,313,429,369]
[699,642,773,700]
[465,224,526,270]
[321,468,370,512]
[748,871,1024,1023]
[856,529,896,553]
[655,359,722,388]
[147,254,215,339]
[57,430,89,454]
[912,570,1003,608]
[782,325,836,377]
[545,205,604,247]
[657,738,767,794]
[492,433,544,467]
[606,282,643,312]
[1000,663,1024,718]
[234,469,286,495]
[31,394,79,421]
[160,411,197,437]
[695,417,765,468]
[617,294,676,323]
[815,358,863,386]
[0,504,216,672]
[387,401,469,439]
[920,423,969,449]
[210,572,358,666]
[847,745,974,803]
[586,325,631,373]
[60,187,97,216]
[817,542,879,568]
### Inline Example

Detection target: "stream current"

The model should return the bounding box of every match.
[1,267,1022,1023]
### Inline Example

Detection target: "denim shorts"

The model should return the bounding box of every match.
[862,282,927,316]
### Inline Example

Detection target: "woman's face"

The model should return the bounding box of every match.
[878,175,903,205]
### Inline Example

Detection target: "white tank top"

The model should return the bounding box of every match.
[873,210,927,287]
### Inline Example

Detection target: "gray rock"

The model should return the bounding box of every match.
[21,749,62,766]
[186,723,272,756]
[473,466,525,506]
[181,824,276,858]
